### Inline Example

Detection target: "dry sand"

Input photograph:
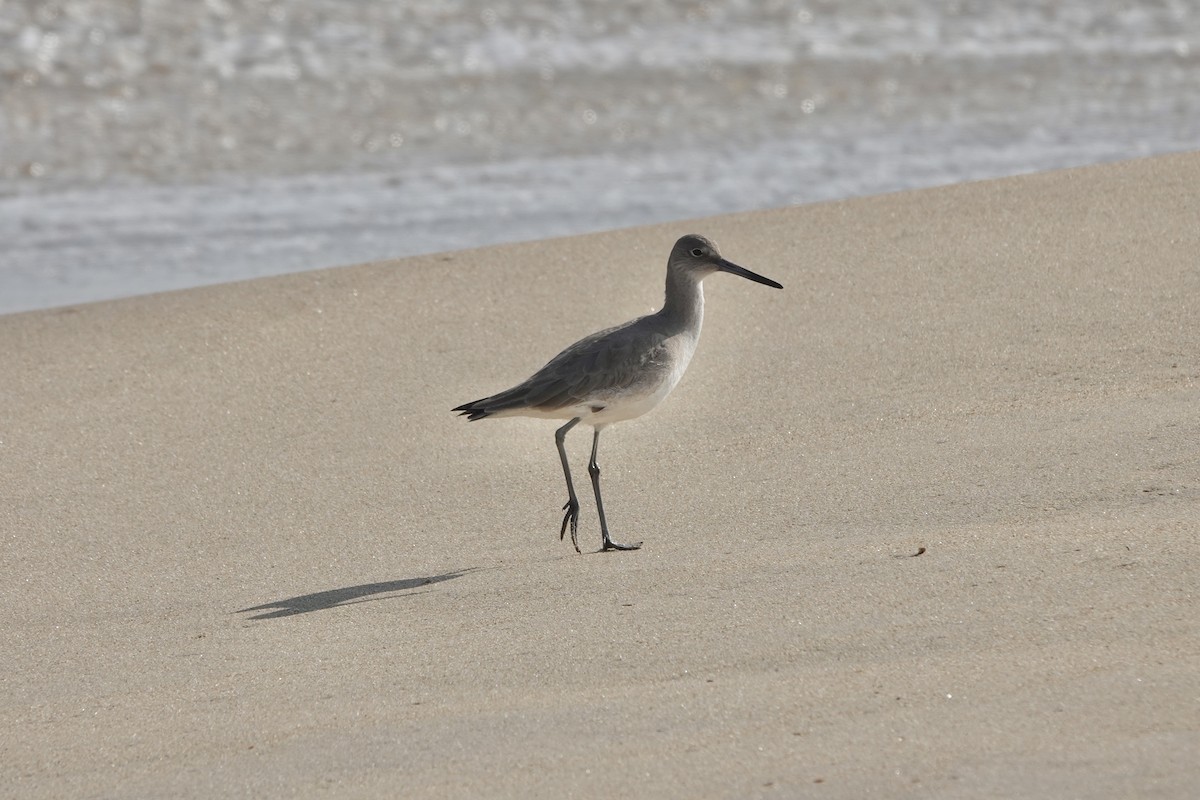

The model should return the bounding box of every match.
[2,153,1198,798]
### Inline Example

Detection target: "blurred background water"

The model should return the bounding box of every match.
[1,0,1197,314]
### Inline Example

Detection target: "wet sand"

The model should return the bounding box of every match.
[3,152,1198,797]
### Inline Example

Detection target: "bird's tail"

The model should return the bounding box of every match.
[453,383,545,421]
[451,398,492,421]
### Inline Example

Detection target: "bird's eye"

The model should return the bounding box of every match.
[690,248,704,257]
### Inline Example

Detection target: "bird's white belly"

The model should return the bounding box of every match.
[585,332,698,426]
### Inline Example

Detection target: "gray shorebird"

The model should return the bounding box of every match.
[453,234,783,552]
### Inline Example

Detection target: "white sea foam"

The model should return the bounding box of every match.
[1,0,1197,314]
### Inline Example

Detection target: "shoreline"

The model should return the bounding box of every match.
[3,152,1198,798]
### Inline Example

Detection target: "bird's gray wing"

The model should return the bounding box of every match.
[527,319,671,409]
[477,318,672,414]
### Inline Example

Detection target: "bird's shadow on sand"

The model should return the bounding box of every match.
[237,570,471,620]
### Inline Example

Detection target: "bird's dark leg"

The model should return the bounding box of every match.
[589,428,643,551]
[555,418,582,553]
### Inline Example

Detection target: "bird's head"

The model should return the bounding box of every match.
[668,234,783,289]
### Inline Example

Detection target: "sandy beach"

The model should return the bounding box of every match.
[2,153,1198,797]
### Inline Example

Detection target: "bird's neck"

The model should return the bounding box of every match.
[660,267,704,335]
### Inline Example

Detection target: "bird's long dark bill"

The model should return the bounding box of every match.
[718,258,783,289]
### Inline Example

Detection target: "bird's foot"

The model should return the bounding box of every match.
[560,498,581,553]
[601,536,642,552]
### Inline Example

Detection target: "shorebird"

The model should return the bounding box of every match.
[453,234,783,552]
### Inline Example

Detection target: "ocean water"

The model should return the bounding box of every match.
[2,0,1197,315]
